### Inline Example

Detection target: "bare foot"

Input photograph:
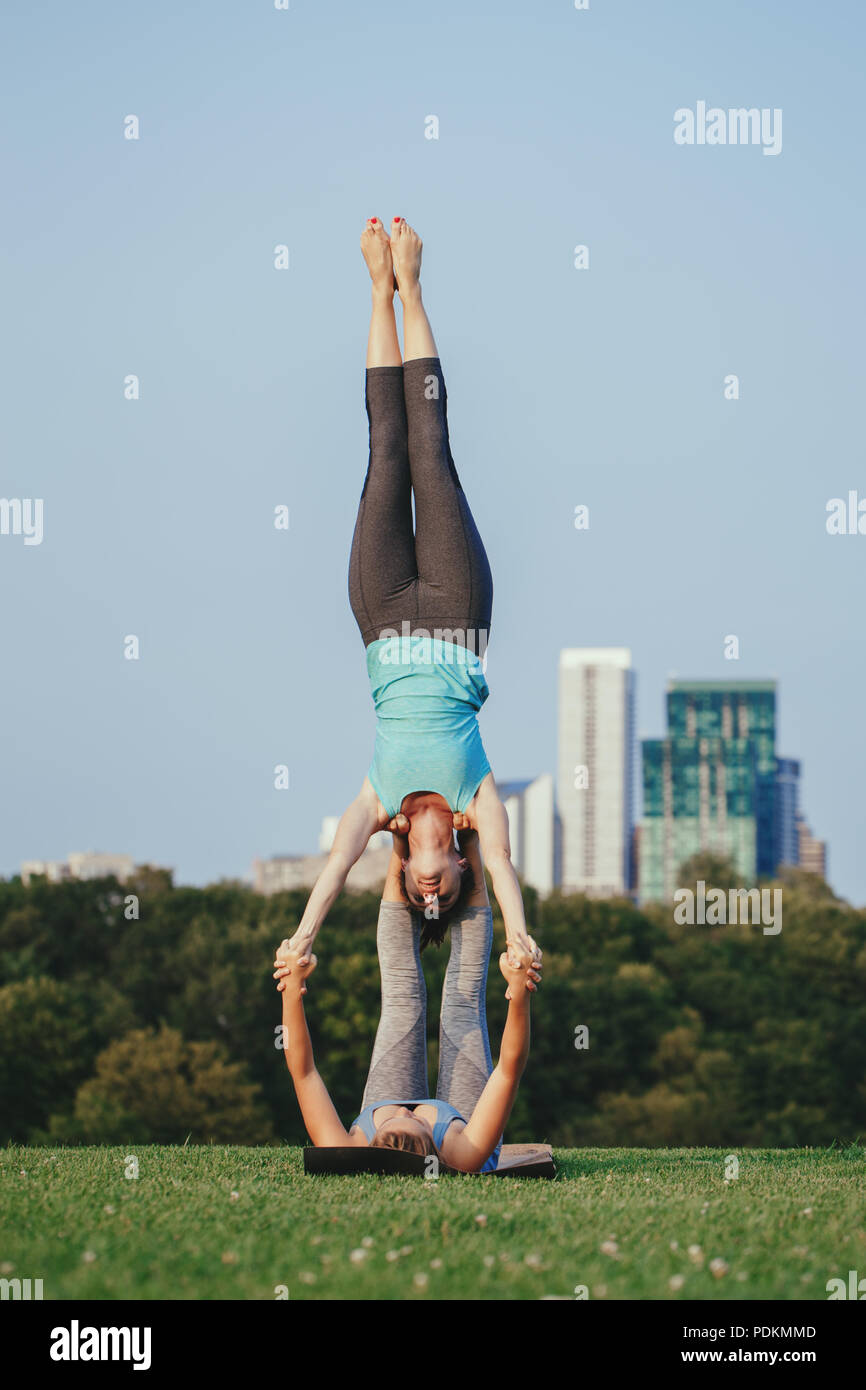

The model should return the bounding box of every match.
[360,217,394,295]
[390,217,423,300]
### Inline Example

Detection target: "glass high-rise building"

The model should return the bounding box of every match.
[639,680,786,902]
[775,757,801,868]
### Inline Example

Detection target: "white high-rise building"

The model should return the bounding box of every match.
[557,648,635,897]
[498,774,556,896]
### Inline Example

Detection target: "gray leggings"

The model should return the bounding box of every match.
[348,357,493,654]
[362,900,495,1116]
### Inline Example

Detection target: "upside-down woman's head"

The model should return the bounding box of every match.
[400,849,475,948]
[369,1108,441,1160]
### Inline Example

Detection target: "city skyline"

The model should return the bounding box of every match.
[3,1,862,904]
[19,655,832,907]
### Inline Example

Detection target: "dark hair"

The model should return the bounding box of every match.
[400,859,476,950]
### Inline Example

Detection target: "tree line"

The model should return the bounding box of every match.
[1,859,863,1148]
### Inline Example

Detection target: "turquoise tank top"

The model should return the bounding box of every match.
[365,635,491,818]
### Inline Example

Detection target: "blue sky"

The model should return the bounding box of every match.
[2,1,864,901]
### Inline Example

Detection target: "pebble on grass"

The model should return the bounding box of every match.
[709,1258,729,1278]
[81,1251,97,1264]
[669,1275,685,1292]
[361,1236,374,1248]
[600,1240,618,1257]
[349,1249,367,1264]
[413,1273,429,1289]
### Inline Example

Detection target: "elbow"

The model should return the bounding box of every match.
[288,1056,314,1084]
[487,846,513,879]
[326,847,353,879]
[499,1059,526,1089]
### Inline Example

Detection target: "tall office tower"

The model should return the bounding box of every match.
[796,815,828,879]
[775,757,801,867]
[498,774,556,896]
[557,649,635,897]
[640,680,789,902]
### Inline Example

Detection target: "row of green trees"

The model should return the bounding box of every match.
[1,861,864,1147]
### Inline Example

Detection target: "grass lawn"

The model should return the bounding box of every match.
[1,1145,863,1300]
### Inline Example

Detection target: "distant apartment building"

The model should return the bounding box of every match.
[557,648,635,897]
[639,681,825,902]
[21,851,138,886]
[253,847,391,895]
[796,814,828,879]
[20,859,72,886]
[253,816,391,896]
[498,774,557,896]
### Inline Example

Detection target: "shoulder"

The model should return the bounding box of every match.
[359,775,390,827]
[439,1120,485,1173]
[463,771,498,822]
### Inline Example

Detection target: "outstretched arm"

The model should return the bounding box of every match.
[444,952,539,1172]
[472,777,540,967]
[273,941,350,1147]
[288,778,382,963]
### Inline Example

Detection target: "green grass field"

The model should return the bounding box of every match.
[1,1145,863,1300]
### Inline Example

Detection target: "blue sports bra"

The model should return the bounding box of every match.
[350,1097,501,1174]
